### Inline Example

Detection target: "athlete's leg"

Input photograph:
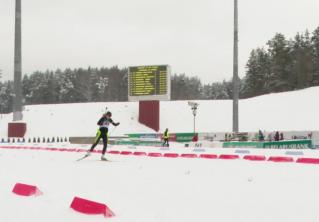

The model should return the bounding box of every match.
[90,129,102,151]
[101,128,109,155]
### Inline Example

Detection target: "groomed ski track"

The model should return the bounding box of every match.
[1,143,319,222]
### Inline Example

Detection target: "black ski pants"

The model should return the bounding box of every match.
[90,127,109,155]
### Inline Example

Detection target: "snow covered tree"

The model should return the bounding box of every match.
[171,74,187,100]
[209,82,229,99]
[171,74,203,100]
[57,69,82,103]
[290,31,314,89]
[243,48,271,97]
[312,26,319,85]
[267,33,293,92]
[0,81,14,113]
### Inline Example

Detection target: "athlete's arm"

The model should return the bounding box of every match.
[97,117,104,125]
[110,118,120,126]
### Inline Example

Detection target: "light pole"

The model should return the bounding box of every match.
[188,102,199,133]
[233,0,239,133]
[0,69,2,118]
[13,0,23,121]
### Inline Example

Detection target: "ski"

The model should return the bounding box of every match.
[76,155,111,162]
[76,154,90,161]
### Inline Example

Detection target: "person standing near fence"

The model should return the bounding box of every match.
[162,128,170,147]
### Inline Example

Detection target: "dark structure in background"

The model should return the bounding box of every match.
[233,0,239,133]
[139,101,160,132]
[13,0,23,121]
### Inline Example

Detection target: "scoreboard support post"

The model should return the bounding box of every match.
[139,100,160,132]
[8,122,27,137]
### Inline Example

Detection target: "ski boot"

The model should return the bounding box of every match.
[101,155,107,161]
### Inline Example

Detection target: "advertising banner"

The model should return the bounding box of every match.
[223,140,312,149]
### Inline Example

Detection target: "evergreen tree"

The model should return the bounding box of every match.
[312,26,319,85]
[171,74,202,100]
[24,71,51,104]
[267,33,293,92]
[208,82,229,99]
[243,48,271,97]
[0,81,14,113]
[57,69,79,103]
[290,31,314,89]
[171,74,187,100]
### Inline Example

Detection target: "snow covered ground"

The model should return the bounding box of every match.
[1,87,319,222]
[1,143,319,222]
[1,86,319,137]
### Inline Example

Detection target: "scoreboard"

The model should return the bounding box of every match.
[128,65,171,101]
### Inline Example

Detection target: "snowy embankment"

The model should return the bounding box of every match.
[1,143,319,222]
[1,87,319,138]
[1,83,319,222]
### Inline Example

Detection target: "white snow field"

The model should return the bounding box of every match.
[1,87,319,222]
[1,144,319,222]
[1,86,319,137]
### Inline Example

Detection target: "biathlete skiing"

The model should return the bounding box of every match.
[83,111,120,161]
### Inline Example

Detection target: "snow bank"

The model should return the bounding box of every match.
[0,86,318,137]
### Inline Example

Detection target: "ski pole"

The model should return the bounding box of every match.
[108,126,117,136]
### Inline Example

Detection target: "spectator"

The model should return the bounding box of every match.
[280,132,284,141]
[162,128,170,147]
[274,131,280,141]
[258,130,265,141]
[308,132,313,139]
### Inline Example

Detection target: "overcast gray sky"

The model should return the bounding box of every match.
[0,0,318,83]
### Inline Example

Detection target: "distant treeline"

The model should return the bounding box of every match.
[1,26,319,113]
[0,67,233,113]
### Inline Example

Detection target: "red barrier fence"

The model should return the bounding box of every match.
[163,153,179,158]
[268,156,294,163]
[133,152,147,156]
[243,155,266,161]
[120,151,133,155]
[181,154,198,158]
[148,152,162,157]
[199,154,218,159]
[3,145,319,165]
[296,158,319,164]
[70,196,115,218]
[219,154,239,160]
[12,183,42,197]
